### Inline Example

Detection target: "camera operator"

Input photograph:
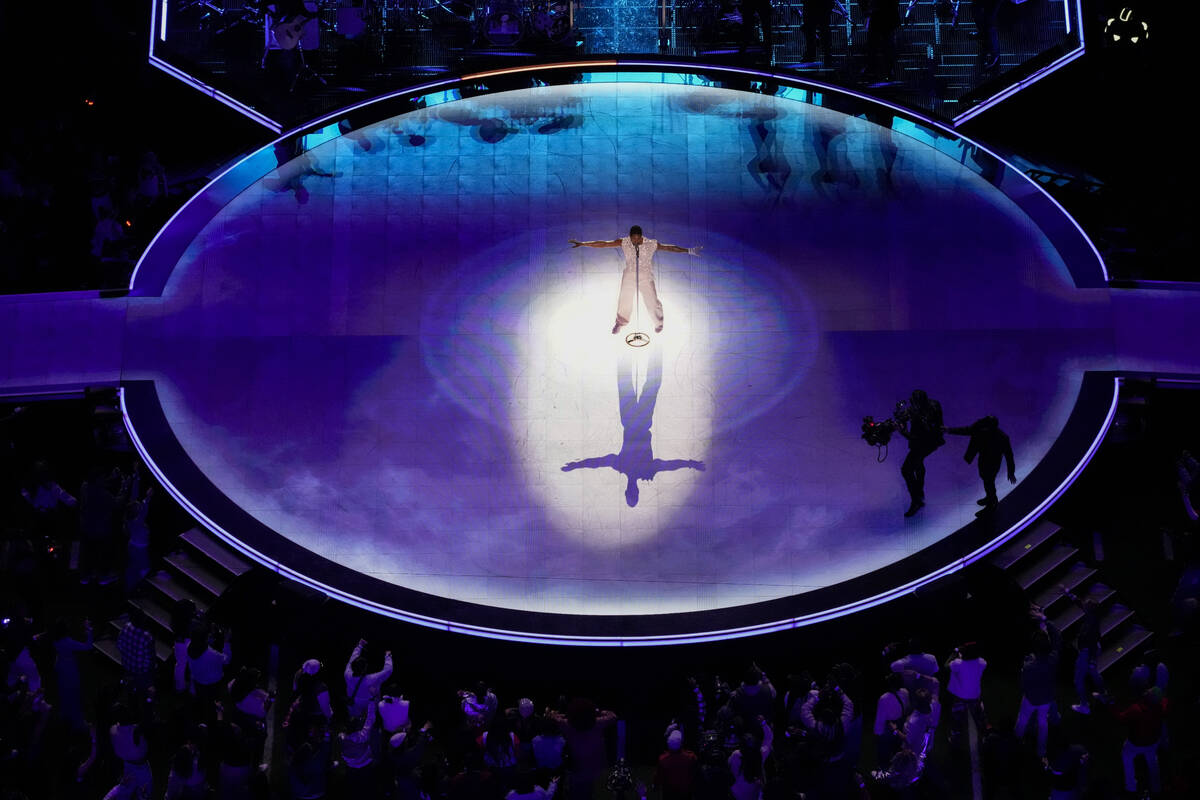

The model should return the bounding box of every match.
[896,390,945,517]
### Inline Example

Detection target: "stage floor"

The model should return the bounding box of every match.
[7,75,1196,641]
[133,81,1108,614]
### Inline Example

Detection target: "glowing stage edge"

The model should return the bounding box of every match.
[119,379,1122,646]
[118,64,1114,644]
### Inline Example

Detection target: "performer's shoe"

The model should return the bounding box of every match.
[654,323,663,333]
[975,503,997,518]
[976,497,991,506]
[904,501,925,518]
[612,322,624,334]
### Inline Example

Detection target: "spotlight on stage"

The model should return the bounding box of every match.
[625,332,650,348]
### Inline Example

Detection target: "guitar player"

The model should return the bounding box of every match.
[268,1,317,50]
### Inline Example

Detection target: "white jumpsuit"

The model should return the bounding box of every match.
[614,236,665,330]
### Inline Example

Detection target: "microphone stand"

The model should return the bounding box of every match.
[626,243,650,347]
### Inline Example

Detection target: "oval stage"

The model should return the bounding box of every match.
[108,67,1155,644]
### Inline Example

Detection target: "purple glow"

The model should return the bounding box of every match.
[121,373,1121,645]
[116,79,1123,644]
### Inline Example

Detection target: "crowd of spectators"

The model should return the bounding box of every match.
[2,402,1199,800]
[1,580,1190,797]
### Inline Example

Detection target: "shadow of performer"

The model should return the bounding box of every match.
[561,347,705,507]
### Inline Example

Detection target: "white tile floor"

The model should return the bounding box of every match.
[6,81,1195,621]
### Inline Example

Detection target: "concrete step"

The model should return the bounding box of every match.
[991,518,1061,572]
[1097,625,1153,675]
[93,637,123,668]
[1100,603,1134,639]
[1015,542,1077,592]
[1032,562,1095,610]
[180,527,254,579]
[164,550,228,599]
[127,594,175,638]
[1050,583,1115,633]
[146,570,211,615]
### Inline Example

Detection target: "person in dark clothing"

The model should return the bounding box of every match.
[972,0,1003,70]
[78,466,128,584]
[741,0,775,58]
[945,415,1015,513]
[897,389,944,517]
[1058,588,1106,715]
[862,0,901,82]
[1047,743,1088,800]
[388,722,433,800]
[801,0,836,65]
[288,739,330,800]
[1014,628,1059,757]
[727,665,775,726]
[51,617,93,731]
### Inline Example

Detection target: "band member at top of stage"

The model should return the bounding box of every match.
[569,226,702,335]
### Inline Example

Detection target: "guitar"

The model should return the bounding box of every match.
[271,13,316,50]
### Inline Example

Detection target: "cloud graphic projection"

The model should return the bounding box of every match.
[103,82,1190,621]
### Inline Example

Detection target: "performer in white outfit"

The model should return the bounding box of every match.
[569,225,702,334]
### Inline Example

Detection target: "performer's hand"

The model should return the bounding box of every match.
[1008,473,1017,484]
[687,245,704,256]
[568,239,583,248]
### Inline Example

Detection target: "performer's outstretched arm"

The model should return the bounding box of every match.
[650,458,706,474]
[658,243,704,255]
[569,239,622,248]
[561,454,619,471]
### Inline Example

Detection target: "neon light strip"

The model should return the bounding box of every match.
[950,46,1085,126]
[160,0,168,41]
[149,0,158,57]
[463,60,617,81]
[278,78,461,138]
[148,56,281,131]
[953,0,1085,125]
[121,379,1122,645]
